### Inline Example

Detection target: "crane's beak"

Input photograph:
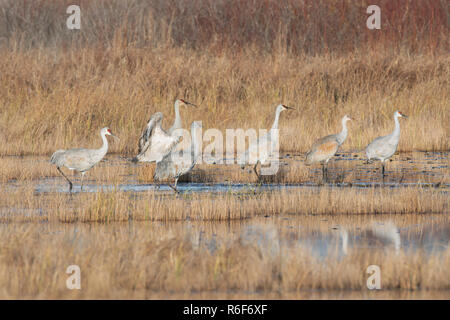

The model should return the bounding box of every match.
[402,114,408,119]
[185,100,197,107]
[284,106,295,110]
[109,133,120,141]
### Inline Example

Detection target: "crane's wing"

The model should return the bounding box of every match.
[52,148,98,171]
[137,112,163,154]
[305,135,339,164]
[154,145,197,181]
[50,149,67,166]
[366,134,398,159]
[307,135,334,153]
[135,126,182,163]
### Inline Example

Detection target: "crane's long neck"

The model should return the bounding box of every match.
[98,132,109,156]
[172,102,182,131]
[271,108,282,130]
[391,115,401,139]
[336,119,348,145]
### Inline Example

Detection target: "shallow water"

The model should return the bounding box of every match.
[2,214,445,257]
[1,155,449,253]
[4,151,448,194]
[1,151,449,299]
[33,180,449,194]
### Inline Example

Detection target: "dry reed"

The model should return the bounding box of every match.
[0,184,447,223]
[0,1,448,156]
[0,219,448,299]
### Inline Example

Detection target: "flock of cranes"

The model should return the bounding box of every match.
[50,99,407,192]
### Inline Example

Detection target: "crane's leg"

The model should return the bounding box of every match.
[381,161,386,183]
[169,178,179,193]
[322,163,328,182]
[253,161,261,181]
[153,173,160,190]
[57,167,73,192]
[80,172,85,191]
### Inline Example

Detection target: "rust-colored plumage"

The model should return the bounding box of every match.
[305,115,351,181]
[306,138,340,164]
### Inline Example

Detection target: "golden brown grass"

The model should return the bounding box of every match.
[0,0,448,300]
[0,155,135,184]
[0,183,447,223]
[0,48,448,157]
[0,1,448,156]
[0,217,448,299]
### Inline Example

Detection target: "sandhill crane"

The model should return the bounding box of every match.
[369,221,401,254]
[331,225,349,255]
[153,121,202,192]
[240,104,294,180]
[365,111,408,178]
[138,99,196,153]
[339,227,349,255]
[168,99,197,135]
[50,127,118,192]
[305,115,351,181]
[241,224,280,258]
[332,223,400,255]
[132,112,181,163]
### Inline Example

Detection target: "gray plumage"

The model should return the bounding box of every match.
[137,99,197,154]
[50,127,118,192]
[154,121,202,192]
[133,112,181,163]
[240,104,294,179]
[365,110,408,177]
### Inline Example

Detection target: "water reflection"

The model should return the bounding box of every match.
[2,215,445,258]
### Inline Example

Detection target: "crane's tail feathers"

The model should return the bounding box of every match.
[354,148,371,164]
[50,154,57,164]
[362,150,372,164]
[304,156,313,166]
[50,150,65,165]
[304,151,313,166]
[131,156,139,163]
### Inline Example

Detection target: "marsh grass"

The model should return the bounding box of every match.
[0,0,448,300]
[0,218,448,299]
[0,183,447,223]
[3,152,446,186]
[0,2,448,155]
[1,49,448,157]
